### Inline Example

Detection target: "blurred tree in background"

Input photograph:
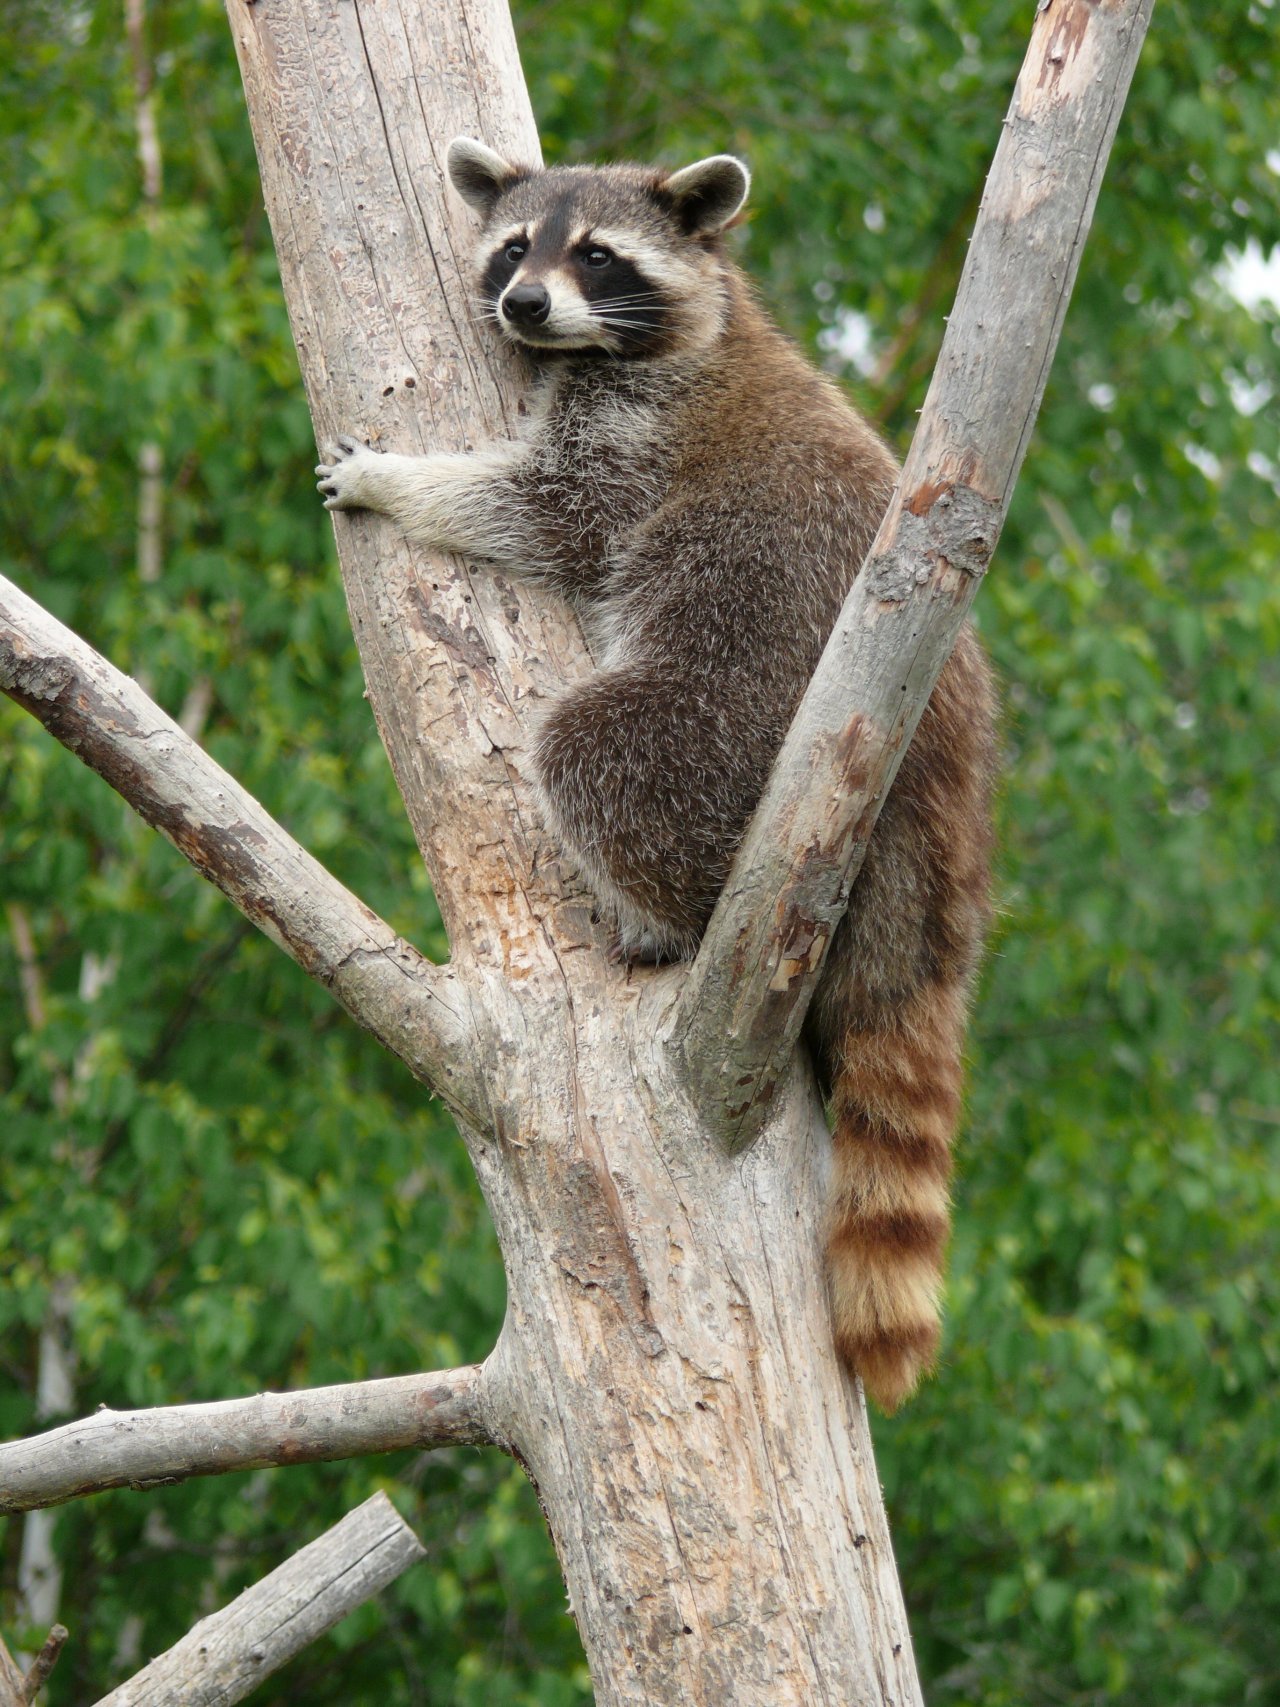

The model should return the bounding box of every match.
[1,1,1277,1702]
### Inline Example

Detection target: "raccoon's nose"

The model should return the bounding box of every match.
[502,283,551,327]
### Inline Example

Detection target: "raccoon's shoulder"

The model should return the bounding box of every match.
[673,273,899,509]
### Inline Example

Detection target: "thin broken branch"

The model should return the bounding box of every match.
[92,1493,423,1706]
[0,1367,494,1515]
[0,573,488,1126]
[0,1624,68,1707]
[671,0,1155,1146]
[7,1626,68,1707]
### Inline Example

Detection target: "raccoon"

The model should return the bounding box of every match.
[316,139,997,1412]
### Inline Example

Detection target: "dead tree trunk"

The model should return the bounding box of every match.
[221,3,918,1698]
[0,0,1152,1699]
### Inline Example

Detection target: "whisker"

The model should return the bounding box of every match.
[592,317,665,332]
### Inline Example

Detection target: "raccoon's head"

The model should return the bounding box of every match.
[446,138,750,359]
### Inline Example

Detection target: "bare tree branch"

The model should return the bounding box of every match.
[0,1624,68,1707]
[670,0,1155,1146]
[92,1493,424,1706]
[0,572,487,1126]
[0,1368,493,1515]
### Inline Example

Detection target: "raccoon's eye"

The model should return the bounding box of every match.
[504,241,527,263]
[581,246,613,268]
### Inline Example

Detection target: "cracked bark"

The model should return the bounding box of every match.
[92,1495,424,1707]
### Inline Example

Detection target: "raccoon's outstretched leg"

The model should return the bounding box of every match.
[316,434,538,570]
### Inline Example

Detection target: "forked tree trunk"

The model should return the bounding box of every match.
[223,3,919,1701]
[0,0,1150,1697]
[217,0,1153,1697]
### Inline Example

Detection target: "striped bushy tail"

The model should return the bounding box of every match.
[825,979,967,1413]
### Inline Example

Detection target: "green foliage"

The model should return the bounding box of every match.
[2,1,1277,1703]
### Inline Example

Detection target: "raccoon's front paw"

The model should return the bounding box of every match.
[315,434,381,511]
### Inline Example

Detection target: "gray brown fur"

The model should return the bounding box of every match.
[316,142,997,1411]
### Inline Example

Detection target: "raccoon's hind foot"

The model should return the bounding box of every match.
[605,930,668,969]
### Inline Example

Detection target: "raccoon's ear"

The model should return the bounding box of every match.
[446,137,523,213]
[663,155,751,235]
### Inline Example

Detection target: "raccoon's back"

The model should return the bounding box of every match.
[599,276,900,707]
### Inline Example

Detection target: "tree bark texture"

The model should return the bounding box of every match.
[93,1494,424,1707]
[224,1,922,1702]
[0,1636,26,1707]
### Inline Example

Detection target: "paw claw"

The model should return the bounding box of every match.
[314,433,379,511]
